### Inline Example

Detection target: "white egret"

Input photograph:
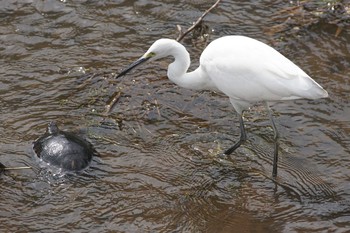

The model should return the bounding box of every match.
[116,35,328,177]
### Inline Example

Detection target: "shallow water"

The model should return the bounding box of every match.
[1,0,349,232]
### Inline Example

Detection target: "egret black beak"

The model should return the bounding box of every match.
[116,56,151,79]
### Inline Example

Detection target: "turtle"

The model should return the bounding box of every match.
[33,122,96,172]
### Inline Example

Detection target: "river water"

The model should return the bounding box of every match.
[0,0,349,232]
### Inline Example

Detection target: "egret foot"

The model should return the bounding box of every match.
[223,114,247,155]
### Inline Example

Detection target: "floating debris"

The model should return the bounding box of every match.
[268,0,349,37]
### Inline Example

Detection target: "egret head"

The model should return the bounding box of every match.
[116,39,175,78]
[144,39,176,61]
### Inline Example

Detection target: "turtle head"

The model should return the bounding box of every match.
[47,121,59,135]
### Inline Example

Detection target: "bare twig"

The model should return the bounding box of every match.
[3,166,32,171]
[0,166,32,175]
[105,91,122,115]
[176,0,222,42]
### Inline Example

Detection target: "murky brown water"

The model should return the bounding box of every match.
[1,0,349,232]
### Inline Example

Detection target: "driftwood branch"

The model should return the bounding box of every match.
[176,0,222,42]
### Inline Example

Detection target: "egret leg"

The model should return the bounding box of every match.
[224,114,247,155]
[266,103,279,177]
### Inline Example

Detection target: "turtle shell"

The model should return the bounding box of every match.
[33,122,95,172]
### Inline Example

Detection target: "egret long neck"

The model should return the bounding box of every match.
[167,42,213,91]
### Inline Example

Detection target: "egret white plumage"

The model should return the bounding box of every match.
[116,35,328,177]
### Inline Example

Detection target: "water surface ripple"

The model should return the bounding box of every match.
[0,0,349,232]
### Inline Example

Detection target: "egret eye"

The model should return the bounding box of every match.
[147,52,156,58]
